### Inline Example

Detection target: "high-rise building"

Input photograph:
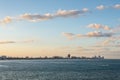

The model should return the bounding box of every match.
[67,54,71,58]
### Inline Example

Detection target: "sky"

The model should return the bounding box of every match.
[0,0,120,59]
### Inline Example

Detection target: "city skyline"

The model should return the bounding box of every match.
[0,54,104,60]
[0,0,120,59]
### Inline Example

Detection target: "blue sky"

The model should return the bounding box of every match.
[0,0,120,59]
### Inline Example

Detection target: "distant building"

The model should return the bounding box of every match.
[52,56,63,59]
[0,55,7,60]
[67,54,71,58]
[44,56,48,59]
[92,55,104,59]
[25,56,29,59]
[71,56,80,59]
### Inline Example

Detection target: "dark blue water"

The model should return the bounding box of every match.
[0,59,120,80]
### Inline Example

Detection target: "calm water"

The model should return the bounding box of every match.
[0,59,120,80]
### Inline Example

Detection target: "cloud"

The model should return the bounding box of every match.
[114,4,120,9]
[76,46,85,51]
[62,23,115,40]
[112,25,120,32]
[76,34,83,37]
[63,23,113,39]
[96,5,106,10]
[62,32,75,40]
[102,36,120,45]
[0,16,12,24]
[78,31,113,38]
[2,5,120,24]
[86,31,112,37]
[82,8,89,12]
[0,41,16,44]
[93,36,120,49]
[22,40,35,43]
[0,9,89,24]
[88,23,111,30]
[0,39,36,44]
[63,31,113,39]
[102,39,112,45]
[104,26,111,30]
[20,13,54,22]
[96,4,120,10]
[55,9,80,17]
[20,9,89,21]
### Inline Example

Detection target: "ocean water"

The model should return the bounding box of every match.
[0,59,120,80]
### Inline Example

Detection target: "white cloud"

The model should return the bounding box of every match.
[63,31,113,39]
[0,39,36,44]
[20,13,53,22]
[96,4,120,10]
[114,4,120,9]
[63,23,113,39]
[82,8,89,12]
[55,9,80,17]
[84,31,112,37]
[87,31,102,37]
[104,26,111,30]
[0,41,16,44]
[88,24,102,29]
[0,16,12,24]
[62,32,75,40]
[88,23,111,30]
[0,9,89,24]
[96,5,106,10]
[20,9,89,21]
[103,36,120,45]
[76,34,83,37]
